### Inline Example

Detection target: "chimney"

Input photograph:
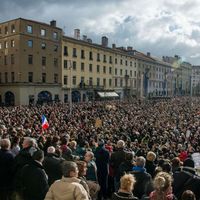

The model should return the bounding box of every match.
[74,29,80,40]
[127,46,133,51]
[87,38,92,43]
[102,36,108,47]
[112,43,116,49]
[82,35,87,41]
[147,52,151,57]
[50,20,56,27]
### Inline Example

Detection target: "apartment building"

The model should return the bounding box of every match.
[0,18,62,105]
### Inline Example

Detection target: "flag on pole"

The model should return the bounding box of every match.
[42,115,49,130]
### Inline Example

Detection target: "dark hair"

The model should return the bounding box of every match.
[181,190,196,200]
[32,150,44,161]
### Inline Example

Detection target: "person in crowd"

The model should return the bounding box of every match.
[145,151,157,177]
[0,138,15,200]
[112,174,138,200]
[131,156,152,199]
[148,172,176,200]
[11,136,20,157]
[95,139,110,200]
[173,158,200,199]
[21,150,49,200]
[181,190,196,200]
[45,161,89,200]
[43,146,64,186]
[171,157,182,173]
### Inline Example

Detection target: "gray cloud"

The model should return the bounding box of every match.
[0,0,200,65]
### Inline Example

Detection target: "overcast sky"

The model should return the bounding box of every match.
[1,0,200,65]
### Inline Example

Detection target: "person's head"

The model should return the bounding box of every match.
[32,150,44,163]
[171,157,181,168]
[181,190,196,200]
[69,140,77,149]
[162,161,172,173]
[0,138,11,150]
[62,161,79,178]
[76,161,87,177]
[120,174,136,192]
[125,152,135,162]
[183,158,195,168]
[47,146,56,154]
[153,172,173,194]
[117,140,125,149]
[146,151,156,162]
[136,156,146,168]
[22,137,36,149]
[84,151,94,162]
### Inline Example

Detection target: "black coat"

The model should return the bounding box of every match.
[43,153,63,185]
[112,192,138,200]
[145,160,156,177]
[173,167,200,200]
[21,160,49,200]
[0,149,14,191]
[110,148,126,176]
[131,169,152,199]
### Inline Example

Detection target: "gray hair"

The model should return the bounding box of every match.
[0,139,11,150]
[117,140,125,148]
[47,146,55,154]
[136,156,146,167]
[62,161,78,177]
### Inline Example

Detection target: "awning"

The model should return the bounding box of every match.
[97,91,119,98]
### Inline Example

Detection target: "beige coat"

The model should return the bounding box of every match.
[44,177,89,200]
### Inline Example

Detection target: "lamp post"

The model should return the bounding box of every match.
[69,60,72,115]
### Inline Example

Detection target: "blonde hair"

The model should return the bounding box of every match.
[147,151,156,161]
[120,174,136,192]
[154,172,172,192]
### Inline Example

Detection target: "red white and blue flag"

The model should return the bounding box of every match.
[42,115,49,130]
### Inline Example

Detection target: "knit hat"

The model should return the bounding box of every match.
[183,158,195,168]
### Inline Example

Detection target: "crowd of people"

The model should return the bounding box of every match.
[0,97,200,200]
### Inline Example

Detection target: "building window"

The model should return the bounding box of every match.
[28,72,33,82]
[80,76,85,88]
[64,76,68,85]
[28,55,33,64]
[125,70,128,75]
[73,48,77,57]
[97,53,100,61]
[72,76,76,85]
[11,40,15,47]
[11,25,15,33]
[89,51,93,60]
[27,40,33,47]
[54,73,58,83]
[54,45,58,52]
[109,79,112,87]
[125,60,128,66]
[53,32,58,40]
[120,59,123,65]
[81,62,84,71]
[5,72,8,83]
[97,78,100,86]
[109,67,112,74]
[103,78,106,87]
[109,56,112,64]
[103,66,106,74]
[115,58,118,64]
[103,55,106,63]
[120,79,123,87]
[64,60,68,69]
[64,94,68,103]
[115,68,117,75]
[130,61,132,67]
[134,71,136,77]
[5,26,8,34]
[130,70,132,77]
[81,50,85,59]
[64,46,68,56]
[4,56,7,65]
[11,72,15,82]
[115,78,118,87]
[27,25,33,33]
[73,61,76,70]
[5,41,8,49]
[89,77,93,86]
[89,64,92,72]
[120,69,123,76]
[42,57,46,66]
[11,54,14,64]
[97,65,100,73]
[54,58,58,67]
[41,43,46,49]
[42,73,46,83]
[41,29,46,36]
